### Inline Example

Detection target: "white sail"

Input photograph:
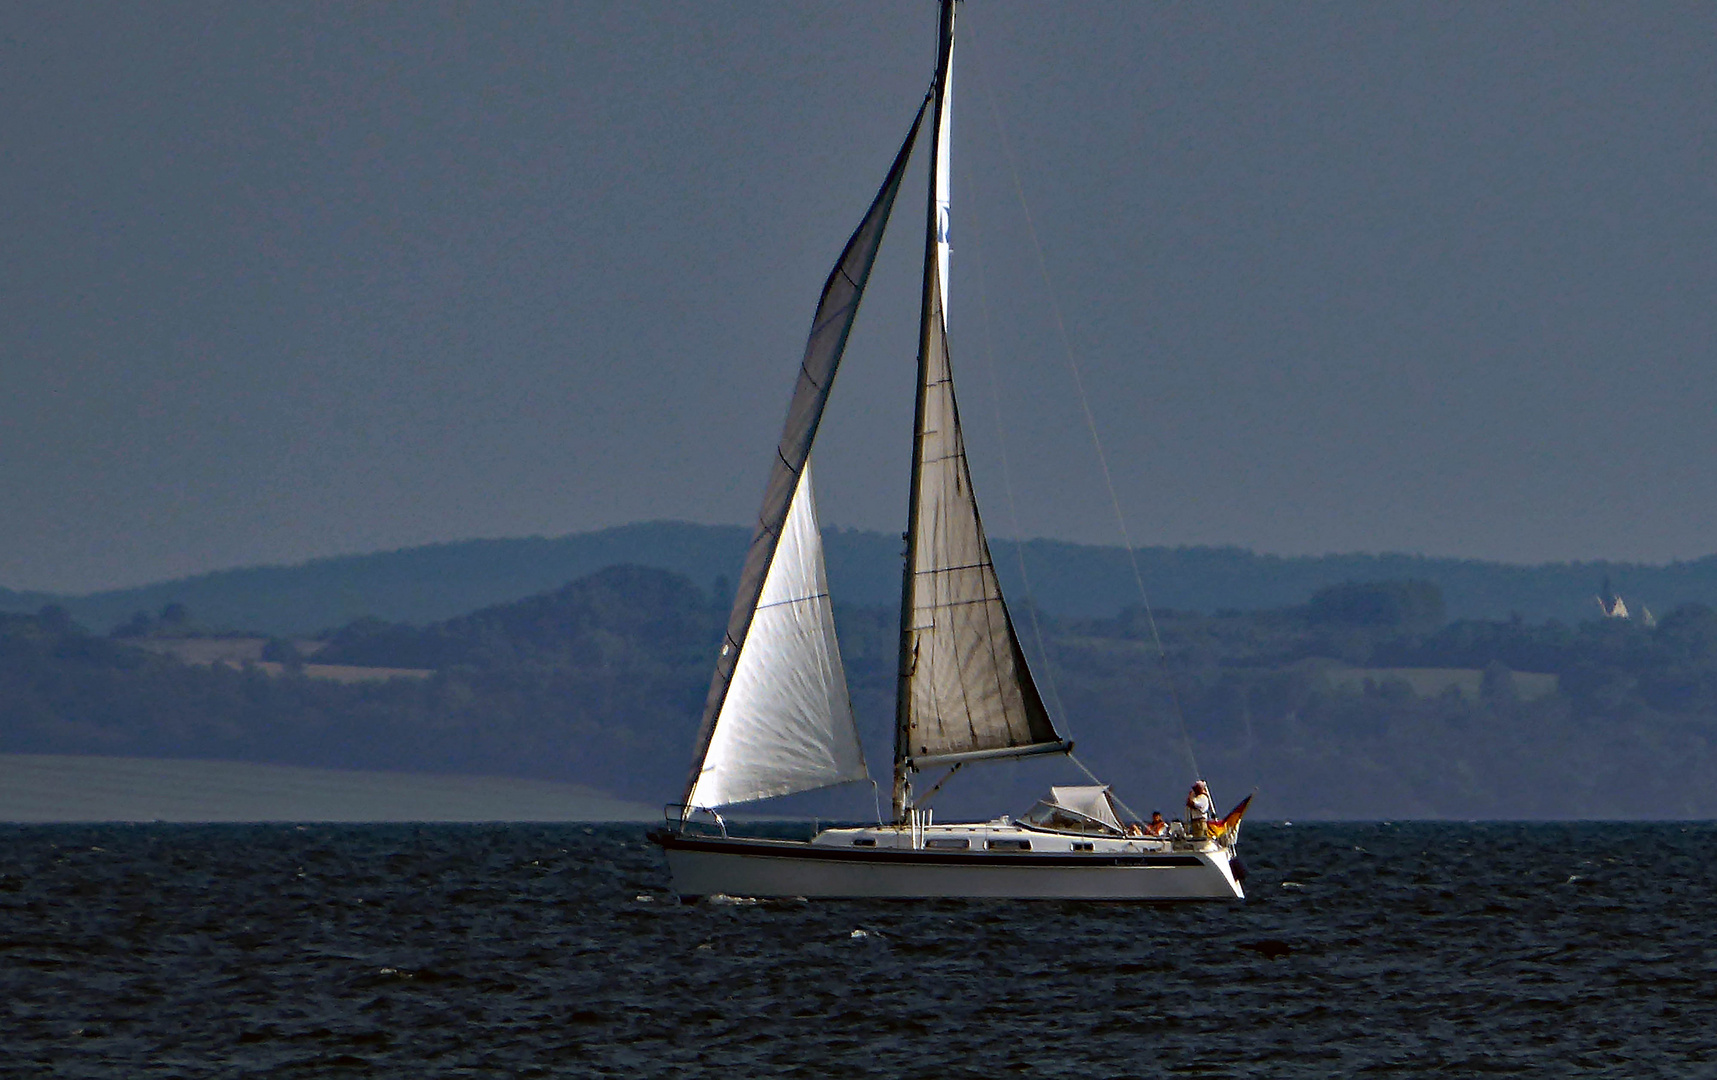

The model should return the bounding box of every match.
[683,105,923,806]
[689,463,867,808]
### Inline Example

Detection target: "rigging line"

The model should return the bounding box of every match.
[914,763,964,808]
[957,150,1069,727]
[1068,752,1144,825]
[966,18,1200,783]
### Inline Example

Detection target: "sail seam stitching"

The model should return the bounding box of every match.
[916,596,1006,611]
[915,561,995,573]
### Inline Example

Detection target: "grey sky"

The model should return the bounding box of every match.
[5,2,1715,593]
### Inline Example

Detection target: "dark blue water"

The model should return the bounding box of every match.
[1,822,1712,1077]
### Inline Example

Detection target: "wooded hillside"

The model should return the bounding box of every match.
[3,569,1715,819]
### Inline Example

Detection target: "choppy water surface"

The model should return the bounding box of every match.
[1,822,1713,1077]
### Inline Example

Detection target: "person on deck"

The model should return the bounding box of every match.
[1144,811,1168,837]
[1186,781,1213,836]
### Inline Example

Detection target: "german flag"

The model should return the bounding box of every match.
[1206,794,1253,839]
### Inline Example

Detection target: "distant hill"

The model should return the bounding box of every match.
[6,520,1717,635]
[0,567,726,807]
[6,568,1717,819]
[6,524,755,639]
[0,585,57,614]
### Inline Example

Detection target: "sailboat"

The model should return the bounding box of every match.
[651,1,1246,901]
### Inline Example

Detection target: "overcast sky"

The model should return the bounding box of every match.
[6,2,1716,593]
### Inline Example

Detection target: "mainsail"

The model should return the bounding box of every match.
[895,2,1067,805]
[682,103,926,809]
[898,261,1064,769]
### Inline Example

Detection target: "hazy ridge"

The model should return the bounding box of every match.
[6,522,1717,636]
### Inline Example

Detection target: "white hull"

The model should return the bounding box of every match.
[656,831,1244,901]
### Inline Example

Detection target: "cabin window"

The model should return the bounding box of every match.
[851,838,876,847]
[924,838,969,850]
[1073,842,1094,852]
[987,839,1031,851]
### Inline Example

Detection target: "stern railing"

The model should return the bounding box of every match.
[663,803,727,837]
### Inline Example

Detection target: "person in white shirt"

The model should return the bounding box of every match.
[1186,781,1214,836]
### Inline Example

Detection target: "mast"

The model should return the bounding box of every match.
[891,1,1069,824]
[894,0,956,823]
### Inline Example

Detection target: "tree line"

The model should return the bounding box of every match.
[3,571,1715,818]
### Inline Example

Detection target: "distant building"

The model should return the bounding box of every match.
[1596,577,1653,625]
